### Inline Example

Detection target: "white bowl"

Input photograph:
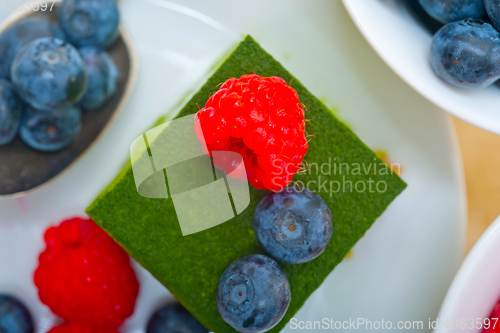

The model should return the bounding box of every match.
[435,215,500,333]
[342,0,500,135]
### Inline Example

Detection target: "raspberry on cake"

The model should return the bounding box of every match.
[34,217,139,329]
[194,74,308,191]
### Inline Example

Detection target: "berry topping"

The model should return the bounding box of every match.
[146,303,208,333]
[194,74,308,191]
[217,254,290,333]
[0,294,33,333]
[34,217,139,328]
[254,187,333,264]
[48,323,118,333]
[11,37,88,111]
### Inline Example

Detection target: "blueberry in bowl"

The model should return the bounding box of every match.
[217,254,291,333]
[20,105,82,152]
[485,0,500,31]
[0,18,64,80]
[11,37,88,111]
[146,302,208,333]
[78,47,119,110]
[430,19,500,89]
[418,0,486,24]
[254,186,333,264]
[0,294,34,333]
[58,0,120,48]
[0,79,23,146]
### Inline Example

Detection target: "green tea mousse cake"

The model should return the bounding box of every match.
[87,36,406,332]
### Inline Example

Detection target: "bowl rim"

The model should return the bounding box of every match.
[435,215,500,332]
[341,0,500,136]
[0,1,139,200]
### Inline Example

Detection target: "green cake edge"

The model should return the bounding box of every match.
[87,35,407,332]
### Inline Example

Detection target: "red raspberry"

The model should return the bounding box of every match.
[34,217,139,329]
[48,323,118,333]
[194,74,308,191]
[484,300,500,333]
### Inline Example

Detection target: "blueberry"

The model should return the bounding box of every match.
[11,37,88,111]
[20,105,82,152]
[78,47,119,110]
[0,79,22,146]
[485,0,500,31]
[253,187,333,264]
[0,18,64,79]
[217,254,290,333]
[418,0,485,24]
[0,294,34,333]
[58,0,120,48]
[146,302,208,333]
[430,19,500,88]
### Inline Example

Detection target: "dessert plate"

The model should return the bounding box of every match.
[342,0,500,135]
[0,1,465,332]
[0,1,138,198]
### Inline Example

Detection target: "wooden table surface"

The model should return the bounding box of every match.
[453,116,500,253]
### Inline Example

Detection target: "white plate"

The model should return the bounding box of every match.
[342,0,500,136]
[0,1,466,332]
[436,215,500,333]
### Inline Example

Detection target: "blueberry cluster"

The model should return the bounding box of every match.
[0,294,33,333]
[420,0,500,88]
[217,187,333,333]
[0,0,120,152]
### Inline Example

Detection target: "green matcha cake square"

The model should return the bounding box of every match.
[86,36,406,332]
